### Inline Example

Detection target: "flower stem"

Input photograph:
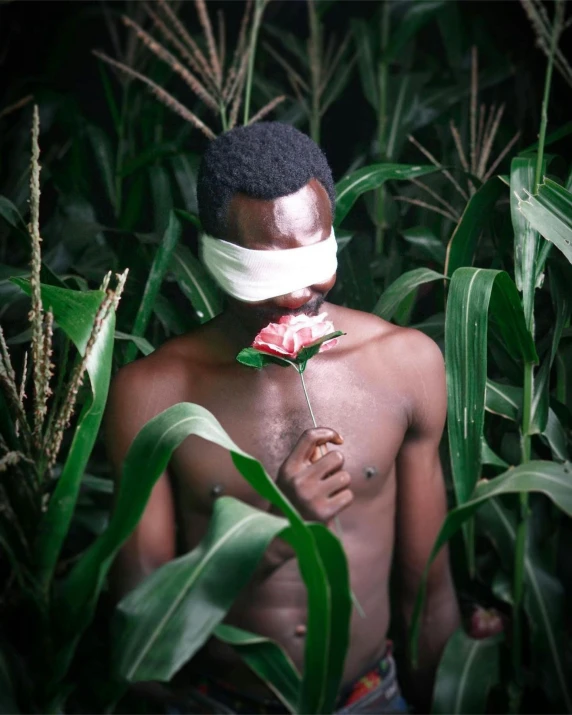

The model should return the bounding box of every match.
[297,366,366,619]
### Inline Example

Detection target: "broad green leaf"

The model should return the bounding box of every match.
[112,499,291,682]
[124,211,181,363]
[59,403,351,714]
[114,331,154,356]
[170,244,222,323]
[431,628,501,714]
[174,208,202,230]
[334,163,437,227]
[479,500,571,711]
[12,280,114,591]
[531,262,572,433]
[446,269,536,508]
[402,226,446,265]
[518,178,572,265]
[445,177,504,277]
[214,624,301,714]
[372,268,445,321]
[411,460,572,667]
[485,379,568,460]
[485,379,520,421]
[510,156,547,330]
[519,120,572,154]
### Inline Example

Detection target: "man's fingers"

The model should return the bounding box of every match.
[290,427,343,466]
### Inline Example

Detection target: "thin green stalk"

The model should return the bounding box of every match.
[307,0,322,145]
[375,1,390,258]
[220,102,229,132]
[533,0,565,193]
[512,1,563,683]
[243,0,266,126]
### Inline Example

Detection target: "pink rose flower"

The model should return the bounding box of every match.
[469,606,504,639]
[252,312,338,359]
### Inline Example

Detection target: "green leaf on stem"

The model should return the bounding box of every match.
[445,177,505,277]
[431,628,502,715]
[517,178,572,266]
[57,403,351,714]
[372,268,445,321]
[214,624,301,713]
[170,243,222,324]
[334,163,437,227]
[124,211,181,363]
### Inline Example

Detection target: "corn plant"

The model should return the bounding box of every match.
[363,2,572,711]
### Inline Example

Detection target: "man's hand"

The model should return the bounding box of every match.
[275,427,353,523]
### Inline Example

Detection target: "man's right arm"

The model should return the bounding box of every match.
[104,358,178,599]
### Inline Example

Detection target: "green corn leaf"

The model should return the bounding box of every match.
[510,156,547,330]
[485,379,568,460]
[531,262,572,433]
[170,244,222,323]
[334,163,437,227]
[410,460,572,671]
[412,312,445,340]
[446,269,536,505]
[517,178,572,265]
[402,227,446,266]
[478,500,571,711]
[372,268,445,321]
[214,624,301,714]
[519,120,572,154]
[481,437,509,469]
[0,196,28,236]
[445,177,505,277]
[114,331,155,356]
[12,280,115,591]
[124,211,181,363]
[111,499,291,682]
[485,379,521,421]
[58,403,351,714]
[431,628,502,715]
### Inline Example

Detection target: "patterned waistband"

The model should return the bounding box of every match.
[177,646,397,714]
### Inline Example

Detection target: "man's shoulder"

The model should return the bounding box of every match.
[109,332,205,402]
[330,304,443,366]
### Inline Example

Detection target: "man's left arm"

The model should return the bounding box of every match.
[394,331,461,706]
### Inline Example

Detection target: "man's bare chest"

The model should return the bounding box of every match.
[169,360,410,516]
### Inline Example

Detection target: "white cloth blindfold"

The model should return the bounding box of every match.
[200,229,337,302]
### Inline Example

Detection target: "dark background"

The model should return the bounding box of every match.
[2,0,569,182]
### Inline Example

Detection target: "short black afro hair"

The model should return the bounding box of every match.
[197,122,336,238]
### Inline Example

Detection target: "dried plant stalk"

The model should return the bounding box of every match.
[28,106,48,443]
[0,95,33,120]
[449,121,470,173]
[156,0,217,90]
[483,131,521,182]
[0,329,32,453]
[195,0,222,89]
[408,134,469,201]
[478,104,505,177]
[16,351,28,438]
[247,95,286,125]
[394,196,458,223]
[93,51,216,139]
[122,15,219,111]
[145,3,214,92]
[41,310,54,402]
[410,178,460,220]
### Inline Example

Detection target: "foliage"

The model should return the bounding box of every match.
[1,0,572,713]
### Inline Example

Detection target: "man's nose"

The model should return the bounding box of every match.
[273,287,313,310]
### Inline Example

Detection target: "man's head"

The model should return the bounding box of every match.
[197,123,337,328]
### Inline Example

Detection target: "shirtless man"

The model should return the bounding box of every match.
[105,122,460,713]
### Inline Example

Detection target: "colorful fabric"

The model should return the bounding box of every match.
[167,648,408,714]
